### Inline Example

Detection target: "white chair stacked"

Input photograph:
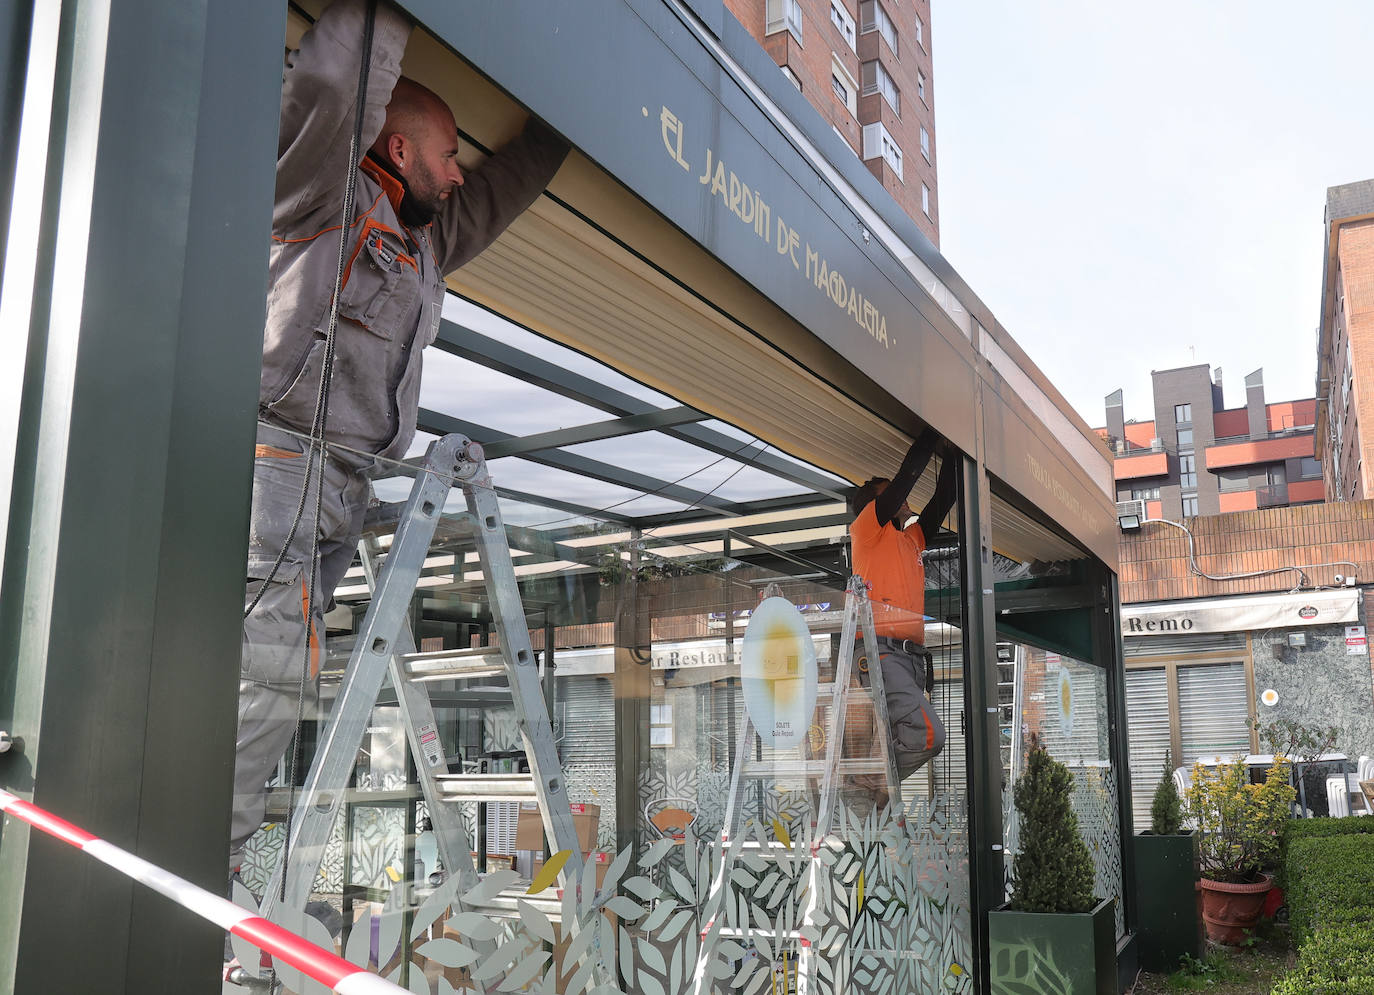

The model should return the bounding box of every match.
[1327,774,1353,818]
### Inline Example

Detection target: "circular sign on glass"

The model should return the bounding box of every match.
[1058,666,1074,740]
[740,597,819,749]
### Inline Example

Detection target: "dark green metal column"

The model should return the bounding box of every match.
[614,530,650,889]
[960,440,1006,995]
[0,0,283,991]
[0,0,33,303]
[1101,568,1139,987]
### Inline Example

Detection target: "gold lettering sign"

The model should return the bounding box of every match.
[647,104,891,350]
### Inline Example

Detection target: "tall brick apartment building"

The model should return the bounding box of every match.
[723,0,939,244]
[1316,178,1374,502]
[1098,364,1323,521]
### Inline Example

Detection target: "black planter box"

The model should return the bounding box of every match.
[1133,830,1202,973]
[989,896,1117,995]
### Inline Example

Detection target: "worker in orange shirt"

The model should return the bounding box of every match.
[847,429,958,791]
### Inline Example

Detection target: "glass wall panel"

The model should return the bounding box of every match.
[989,489,1128,949]
[231,320,974,993]
[1005,650,1125,940]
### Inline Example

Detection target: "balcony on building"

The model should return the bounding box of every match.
[1204,428,1315,470]
[1110,439,1168,482]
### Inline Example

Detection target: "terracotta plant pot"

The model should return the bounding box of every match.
[1197,874,1273,945]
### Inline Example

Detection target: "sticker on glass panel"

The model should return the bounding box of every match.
[741,596,818,749]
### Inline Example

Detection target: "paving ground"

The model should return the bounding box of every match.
[1127,923,1292,994]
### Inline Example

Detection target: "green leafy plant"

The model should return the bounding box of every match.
[1165,950,1242,991]
[1151,749,1183,836]
[1275,835,1374,993]
[1184,757,1294,883]
[1253,718,1339,764]
[1008,735,1095,913]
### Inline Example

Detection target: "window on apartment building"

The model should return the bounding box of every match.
[1182,495,1199,516]
[830,1,856,49]
[1299,457,1321,479]
[832,56,858,116]
[861,60,900,115]
[1130,485,1161,500]
[766,0,804,43]
[1176,428,1193,448]
[1174,403,1192,424]
[921,182,931,215]
[1179,455,1196,488]
[861,121,903,179]
[1217,469,1249,492]
[1267,464,1286,487]
[914,11,925,49]
[917,70,927,102]
[859,0,899,55]
[779,64,802,90]
[919,125,930,161]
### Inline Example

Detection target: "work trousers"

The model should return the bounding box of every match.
[845,637,946,785]
[231,424,370,868]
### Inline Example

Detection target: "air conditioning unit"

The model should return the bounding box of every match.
[1115,499,1147,531]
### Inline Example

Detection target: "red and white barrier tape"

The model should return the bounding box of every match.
[0,789,405,994]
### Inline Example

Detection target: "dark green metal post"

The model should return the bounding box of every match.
[960,449,1006,994]
[0,0,283,991]
[1101,568,1140,985]
[614,529,648,890]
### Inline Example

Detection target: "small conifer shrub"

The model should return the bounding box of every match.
[1150,749,1183,836]
[1009,735,1096,913]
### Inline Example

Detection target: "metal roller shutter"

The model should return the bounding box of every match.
[557,675,616,764]
[1125,667,1171,828]
[1178,662,1250,763]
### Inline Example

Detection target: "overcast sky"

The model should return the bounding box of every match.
[932,0,1374,429]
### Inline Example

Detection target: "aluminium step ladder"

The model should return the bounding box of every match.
[692,578,901,995]
[255,433,608,985]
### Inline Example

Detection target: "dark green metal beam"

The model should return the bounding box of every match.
[0,0,282,991]
[481,405,707,459]
[435,320,850,501]
[417,408,754,517]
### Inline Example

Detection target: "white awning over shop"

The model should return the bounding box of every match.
[1122,588,1361,637]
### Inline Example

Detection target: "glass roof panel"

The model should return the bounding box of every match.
[443,295,677,408]
[420,349,609,435]
[697,419,850,485]
[562,433,811,501]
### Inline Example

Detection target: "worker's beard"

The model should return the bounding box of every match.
[365,150,445,227]
[398,160,447,227]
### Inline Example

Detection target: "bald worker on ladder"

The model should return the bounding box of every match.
[235,0,567,887]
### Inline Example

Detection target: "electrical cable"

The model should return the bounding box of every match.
[256,0,379,907]
[1143,517,1357,589]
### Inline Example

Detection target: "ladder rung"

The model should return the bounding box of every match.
[436,773,537,803]
[401,647,508,682]
[741,757,891,778]
[816,682,874,699]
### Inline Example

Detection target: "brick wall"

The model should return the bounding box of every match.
[1342,219,1374,498]
[1119,499,1374,603]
